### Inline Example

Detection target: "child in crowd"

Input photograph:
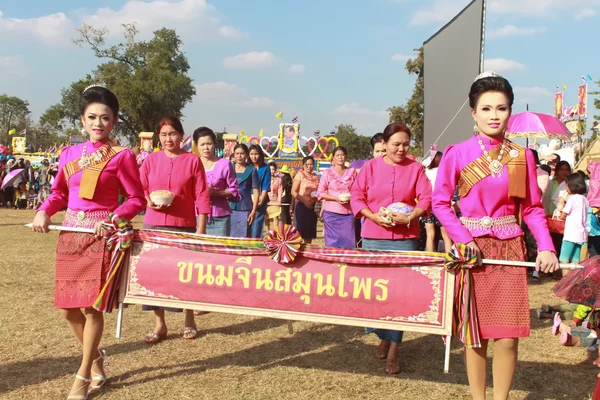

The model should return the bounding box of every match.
[14,181,28,210]
[551,313,598,356]
[27,187,38,209]
[557,173,589,268]
[538,303,593,324]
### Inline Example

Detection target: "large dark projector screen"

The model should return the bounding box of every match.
[423,0,484,153]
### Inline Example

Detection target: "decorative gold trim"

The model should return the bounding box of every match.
[379,266,443,325]
[128,242,180,300]
[505,131,573,141]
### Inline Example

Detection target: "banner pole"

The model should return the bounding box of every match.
[24,224,585,271]
[479,0,487,74]
[287,321,294,334]
[444,336,452,373]
[116,302,124,339]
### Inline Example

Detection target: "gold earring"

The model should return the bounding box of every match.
[473,124,480,133]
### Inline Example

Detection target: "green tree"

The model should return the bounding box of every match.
[387,47,423,156]
[0,94,30,144]
[24,122,62,151]
[39,77,93,133]
[43,23,196,143]
[333,124,372,161]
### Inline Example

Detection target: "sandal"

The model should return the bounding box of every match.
[90,349,108,392]
[144,331,167,344]
[552,312,562,336]
[183,327,198,340]
[67,375,91,400]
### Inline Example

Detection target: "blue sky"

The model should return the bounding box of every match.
[0,0,599,140]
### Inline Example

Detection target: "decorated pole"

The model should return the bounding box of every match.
[25,224,584,270]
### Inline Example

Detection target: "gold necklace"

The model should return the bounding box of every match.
[477,135,506,178]
[78,143,103,170]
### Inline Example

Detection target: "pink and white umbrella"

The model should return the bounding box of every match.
[505,111,571,141]
[1,168,25,190]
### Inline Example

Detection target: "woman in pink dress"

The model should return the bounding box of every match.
[140,116,210,343]
[432,72,559,400]
[31,86,146,399]
[317,146,357,248]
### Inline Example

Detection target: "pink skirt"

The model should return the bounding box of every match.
[55,232,110,309]
[471,236,530,339]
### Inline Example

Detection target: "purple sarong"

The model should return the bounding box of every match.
[323,211,356,248]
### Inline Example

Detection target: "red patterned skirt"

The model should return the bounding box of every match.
[472,236,530,339]
[55,232,110,308]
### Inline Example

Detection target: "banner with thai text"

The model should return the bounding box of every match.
[578,84,587,118]
[555,92,564,120]
[123,241,455,335]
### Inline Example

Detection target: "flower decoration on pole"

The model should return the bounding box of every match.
[263,223,303,264]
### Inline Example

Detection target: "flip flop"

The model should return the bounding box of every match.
[183,327,198,340]
[144,331,167,344]
[552,312,562,336]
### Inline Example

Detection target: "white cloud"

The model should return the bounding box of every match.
[331,102,389,131]
[391,53,410,62]
[194,82,274,108]
[0,10,74,45]
[513,87,553,105]
[223,51,279,70]
[575,8,597,20]
[409,0,600,26]
[484,58,527,73]
[332,102,387,117]
[0,1,246,45]
[487,25,547,39]
[82,0,245,41]
[514,86,552,96]
[0,54,27,77]
[488,0,600,17]
[219,25,244,39]
[409,0,465,26]
[240,97,274,107]
[288,64,305,73]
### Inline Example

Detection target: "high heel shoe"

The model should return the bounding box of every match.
[67,375,91,400]
[90,349,108,391]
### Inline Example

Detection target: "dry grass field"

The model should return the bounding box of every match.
[0,208,598,399]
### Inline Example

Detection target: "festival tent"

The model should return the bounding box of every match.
[575,137,600,172]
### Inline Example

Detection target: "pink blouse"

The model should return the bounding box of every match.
[140,151,210,228]
[432,135,554,251]
[269,173,282,203]
[350,157,432,240]
[39,140,146,220]
[205,158,240,218]
[317,167,357,215]
[294,170,320,205]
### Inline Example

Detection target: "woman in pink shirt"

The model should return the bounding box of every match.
[350,123,432,375]
[32,86,146,399]
[292,156,320,244]
[317,146,357,247]
[140,116,210,343]
[193,127,239,236]
[432,73,559,399]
